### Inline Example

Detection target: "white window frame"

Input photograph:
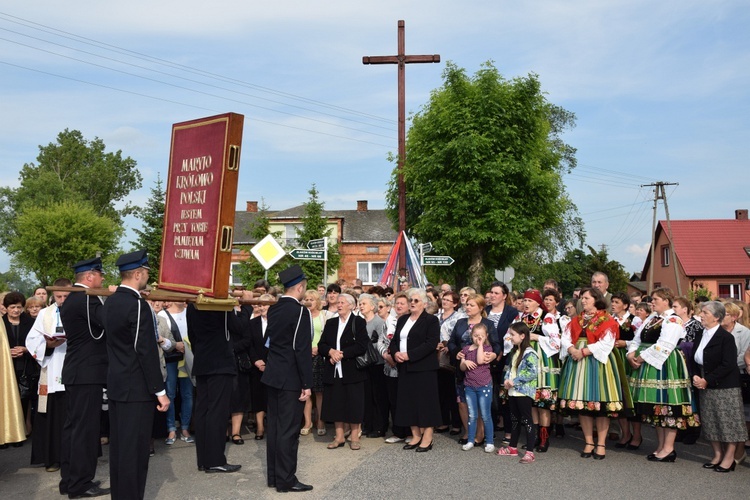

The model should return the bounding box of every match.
[358,261,386,285]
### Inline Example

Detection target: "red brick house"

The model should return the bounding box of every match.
[638,209,750,302]
[231,200,397,286]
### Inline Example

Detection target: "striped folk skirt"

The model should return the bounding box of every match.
[558,338,627,418]
[628,343,699,430]
[531,340,560,410]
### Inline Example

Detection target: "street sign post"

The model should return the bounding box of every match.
[289,249,326,260]
[423,255,454,266]
[307,238,326,250]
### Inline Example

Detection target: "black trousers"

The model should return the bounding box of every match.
[438,369,461,428]
[194,374,234,468]
[509,396,535,449]
[266,386,304,489]
[385,376,408,438]
[363,364,390,434]
[109,399,154,500]
[31,391,66,467]
[60,384,102,496]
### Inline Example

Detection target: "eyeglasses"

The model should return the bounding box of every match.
[410,299,421,303]
[378,305,386,309]
[460,293,469,297]
[385,292,393,296]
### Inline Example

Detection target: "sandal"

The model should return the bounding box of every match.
[254,432,264,440]
[327,440,345,449]
[317,427,327,436]
[349,441,361,450]
[581,442,595,458]
[300,425,313,436]
[231,434,244,445]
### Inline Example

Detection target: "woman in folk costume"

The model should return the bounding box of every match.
[512,289,562,453]
[610,292,640,450]
[627,287,699,463]
[1,318,26,448]
[558,287,627,460]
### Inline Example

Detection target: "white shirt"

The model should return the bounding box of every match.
[26,304,67,394]
[399,317,417,353]
[334,315,351,378]
[694,325,720,366]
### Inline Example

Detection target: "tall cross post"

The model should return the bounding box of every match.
[363,20,440,275]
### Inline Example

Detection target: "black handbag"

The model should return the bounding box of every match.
[236,351,253,373]
[17,359,32,399]
[740,373,750,404]
[354,317,379,369]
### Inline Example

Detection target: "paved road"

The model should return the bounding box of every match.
[1,427,748,499]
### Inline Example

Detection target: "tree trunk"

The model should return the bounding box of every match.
[467,246,484,291]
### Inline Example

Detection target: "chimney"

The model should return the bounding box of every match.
[736,209,748,221]
[356,200,368,212]
[246,201,258,213]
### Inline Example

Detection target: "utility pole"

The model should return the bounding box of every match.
[642,181,680,295]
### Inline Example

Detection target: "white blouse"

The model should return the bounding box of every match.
[399,317,417,353]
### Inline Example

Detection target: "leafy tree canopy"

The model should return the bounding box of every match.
[294,184,341,287]
[7,200,122,286]
[0,129,142,251]
[386,61,583,289]
[234,199,288,288]
[131,175,166,279]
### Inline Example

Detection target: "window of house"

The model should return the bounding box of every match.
[285,224,301,247]
[718,283,743,299]
[358,262,386,285]
[661,245,670,267]
[230,262,243,286]
[366,246,379,254]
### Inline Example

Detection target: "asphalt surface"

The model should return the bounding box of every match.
[1,425,748,499]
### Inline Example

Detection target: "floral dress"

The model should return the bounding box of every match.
[627,311,699,429]
[513,308,563,410]
[558,310,628,417]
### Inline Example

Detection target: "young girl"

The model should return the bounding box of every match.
[459,323,495,453]
[497,322,539,463]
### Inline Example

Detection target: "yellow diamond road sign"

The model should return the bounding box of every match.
[250,234,286,270]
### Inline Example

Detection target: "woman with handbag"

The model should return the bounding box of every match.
[358,293,388,438]
[318,294,368,450]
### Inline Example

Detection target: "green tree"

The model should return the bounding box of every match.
[131,175,166,279]
[0,269,37,296]
[386,61,581,289]
[0,129,142,250]
[7,201,121,286]
[234,199,288,288]
[294,184,341,286]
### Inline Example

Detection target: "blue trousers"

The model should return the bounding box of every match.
[165,362,194,433]
[465,383,494,445]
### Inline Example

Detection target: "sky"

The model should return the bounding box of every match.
[1,1,748,281]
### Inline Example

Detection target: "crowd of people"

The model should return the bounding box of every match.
[2,265,750,498]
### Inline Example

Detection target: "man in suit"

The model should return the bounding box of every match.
[577,272,612,314]
[102,250,169,500]
[187,304,240,473]
[262,265,314,493]
[59,257,110,499]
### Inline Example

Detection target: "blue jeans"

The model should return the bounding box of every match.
[465,383,493,445]
[166,361,194,433]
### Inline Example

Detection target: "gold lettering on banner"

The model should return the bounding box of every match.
[173,154,216,261]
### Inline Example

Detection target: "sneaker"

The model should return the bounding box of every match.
[519,451,535,464]
[165,437,176,445]
[484,444,496,453]
[496,446,518,457]
[180,434,195,443]
[461,442,474,451]
[384,436,404,444]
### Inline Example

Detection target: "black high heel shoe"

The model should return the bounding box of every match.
[703,462,720,469]
[648,450,677,462]
[415,440,433,452]
[714,462,736,473]
[580,442,595,458]
[592,444,606,460]
[403,438,422,450]
[626,438,642,450]
[614,437,632,449]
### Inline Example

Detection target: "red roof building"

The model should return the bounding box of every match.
[639,209,750,302]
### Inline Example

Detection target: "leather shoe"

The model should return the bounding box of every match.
[205,464,241,473]
[276,481,313,493]
[68,485,110,498]
[61,481,101,495]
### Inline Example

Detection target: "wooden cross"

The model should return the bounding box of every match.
[363,20,440,239]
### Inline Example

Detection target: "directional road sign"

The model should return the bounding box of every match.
[423,255,454,266]
[289,248,326,261]
[307,238,326,250]
[420,242,433,254]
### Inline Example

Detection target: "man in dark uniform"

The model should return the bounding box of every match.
[262,265,314,493]
[187,304,241,473]
[102,250,169,500]
[59,257,110,498]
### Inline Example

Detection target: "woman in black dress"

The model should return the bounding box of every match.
[3,291,38,439]
[247,293,273,440]
[390,289,442,453]
[318,294,368,450]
